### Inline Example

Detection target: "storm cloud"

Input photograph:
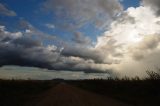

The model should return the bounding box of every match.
[0,25,114,74]
[1,0,160,78]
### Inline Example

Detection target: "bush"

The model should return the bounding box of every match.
[146,69,160,80]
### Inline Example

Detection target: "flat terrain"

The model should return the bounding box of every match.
[30,83,131,106]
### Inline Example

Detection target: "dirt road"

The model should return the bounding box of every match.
[29,83,132,106]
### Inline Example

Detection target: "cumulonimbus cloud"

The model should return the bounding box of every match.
[95,5,160,77]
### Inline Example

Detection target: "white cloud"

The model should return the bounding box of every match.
[45,23,55,29]
[10,32,23,39]
[0,25,22,39]
[47,45,57,51]
[95,5,160,77]
[25,29,32,33]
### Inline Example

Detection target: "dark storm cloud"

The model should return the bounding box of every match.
[61,45,105,64]
[142,0,160,16]
[0,27,57,69]
[53,56,114,74]
[0,3,16,16]
[11,37,42,48]
[43,0,123,29]
[0,42,109,73]
[0,25,112,73]
[61,41,123,65]
[0,25,57,70]
[0,39,59,71]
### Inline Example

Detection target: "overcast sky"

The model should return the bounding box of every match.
[0,0,160,79]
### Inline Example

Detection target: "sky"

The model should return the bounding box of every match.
[0,0,160,79]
